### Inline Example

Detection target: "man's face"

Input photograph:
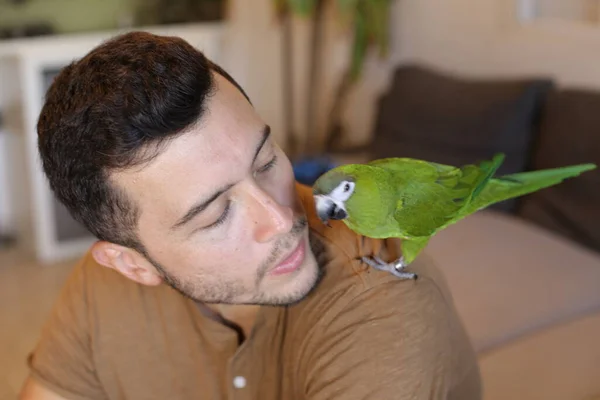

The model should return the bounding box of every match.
[111,73,320,305]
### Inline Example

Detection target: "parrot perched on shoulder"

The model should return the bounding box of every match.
[312,153,596,280]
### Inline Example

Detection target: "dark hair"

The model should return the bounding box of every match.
[37,31,250,252]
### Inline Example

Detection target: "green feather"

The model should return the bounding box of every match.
[312,153,597,266]
[465,163,597,214]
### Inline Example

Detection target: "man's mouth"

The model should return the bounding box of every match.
[268,238,306,276]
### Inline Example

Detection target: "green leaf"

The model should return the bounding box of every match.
[364,0,392,57]
[350,10,368,82]
[287,0,318,16]
[336,0,360,14]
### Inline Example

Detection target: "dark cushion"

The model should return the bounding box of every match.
[369,64,554,212]
[517,89,600,253]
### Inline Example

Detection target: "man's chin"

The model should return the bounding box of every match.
[261,247,324,306]
[270,230,328,306]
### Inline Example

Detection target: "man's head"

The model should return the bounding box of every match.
[37,31,320,305]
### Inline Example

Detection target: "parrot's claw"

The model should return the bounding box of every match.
[361,256,418,280]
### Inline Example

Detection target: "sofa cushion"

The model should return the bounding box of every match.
[370,64,553,212]
[518,89,600,254]
[424,210,600,354]
[478,312,600,400]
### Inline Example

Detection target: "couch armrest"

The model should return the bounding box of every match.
[424,210,600,353]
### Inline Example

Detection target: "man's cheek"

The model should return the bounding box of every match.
[264,160,295,207]
[279,161,304,214]
[279,173,299,210]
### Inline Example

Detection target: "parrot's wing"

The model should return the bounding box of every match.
[464,162,597,214]
[470,153,506,198]
[369,155,506,236]
[367,154,503,190]
[368,154,505,208]
[367,157,456,175]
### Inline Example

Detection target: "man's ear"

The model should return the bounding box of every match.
[91,241,163,286]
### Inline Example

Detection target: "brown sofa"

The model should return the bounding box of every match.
[359,64,600,400]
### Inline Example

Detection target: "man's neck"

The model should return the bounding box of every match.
[198,302,261,343]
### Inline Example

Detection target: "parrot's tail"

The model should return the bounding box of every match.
[467,163,597,212]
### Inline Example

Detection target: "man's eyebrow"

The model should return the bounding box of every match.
[170,125,271,231]
[171,183,234,231]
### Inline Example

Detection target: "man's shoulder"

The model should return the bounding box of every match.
[58,250,184,320]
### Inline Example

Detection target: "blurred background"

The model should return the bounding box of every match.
[1,0,599,399]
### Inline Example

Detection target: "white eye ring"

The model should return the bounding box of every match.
[331,180,354,202]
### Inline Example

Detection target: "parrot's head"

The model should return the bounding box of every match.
[312,165,365,225]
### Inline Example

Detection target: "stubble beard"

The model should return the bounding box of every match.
[150,214,326,306]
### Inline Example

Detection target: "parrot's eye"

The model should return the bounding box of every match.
[331,180,354,201]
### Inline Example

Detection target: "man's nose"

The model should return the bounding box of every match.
[247,185,294,243]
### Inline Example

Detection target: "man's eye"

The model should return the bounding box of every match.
[205,202,231,229]
[257,155,278,174]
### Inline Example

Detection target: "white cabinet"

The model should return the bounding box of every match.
[0,22,224,264]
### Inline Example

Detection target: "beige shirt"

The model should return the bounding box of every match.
[27,183,481,399]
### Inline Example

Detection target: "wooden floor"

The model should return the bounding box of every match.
[0,247,76,400]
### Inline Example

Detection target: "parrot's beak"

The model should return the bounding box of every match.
[314,195,348,225]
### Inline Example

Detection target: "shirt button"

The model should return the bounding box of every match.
[233,376,246,389]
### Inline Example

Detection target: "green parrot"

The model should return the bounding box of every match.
[312,153,596,280]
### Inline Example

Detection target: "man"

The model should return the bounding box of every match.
[20,31,481,399]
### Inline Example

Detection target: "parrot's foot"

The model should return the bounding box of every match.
[361,256,418,280]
